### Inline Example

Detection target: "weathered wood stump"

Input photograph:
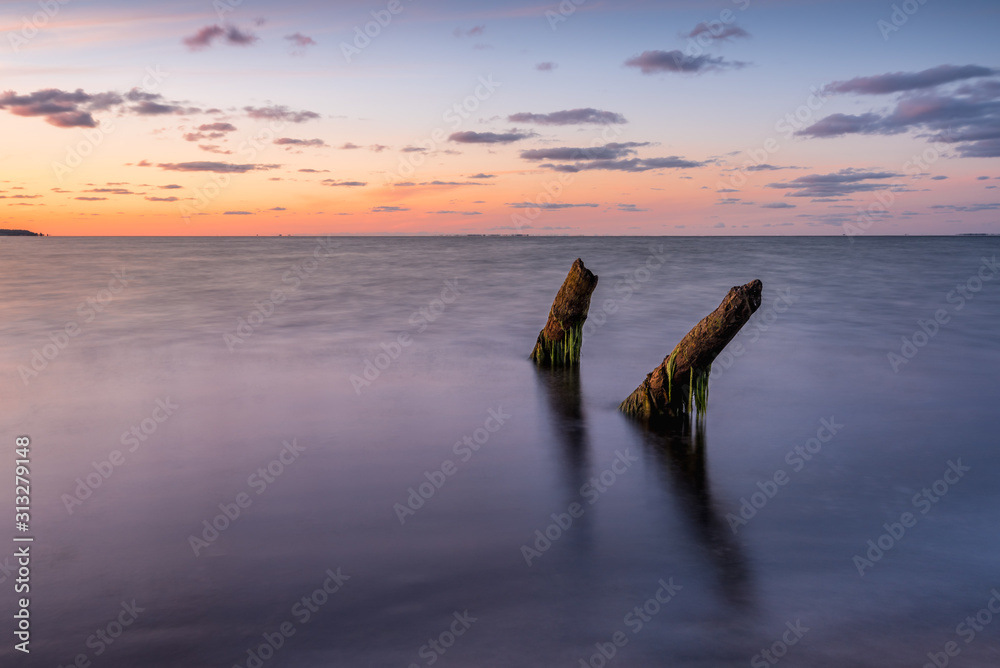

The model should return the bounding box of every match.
[530,258,599,366]
[620,279,763,420]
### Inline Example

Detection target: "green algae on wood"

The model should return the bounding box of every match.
[530,258,599,367]
[619,279,763,421]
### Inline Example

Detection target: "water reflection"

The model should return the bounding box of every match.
[636,416,755,610]
[534,364,592,546]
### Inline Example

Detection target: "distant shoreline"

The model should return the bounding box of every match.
[7,233,996,238]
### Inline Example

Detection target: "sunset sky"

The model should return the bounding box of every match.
[1,0,998,235]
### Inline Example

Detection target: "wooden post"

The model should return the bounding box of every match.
[620,279,762,420]
[530,258,599,366]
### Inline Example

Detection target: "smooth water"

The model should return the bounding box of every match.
[1,236,999,667]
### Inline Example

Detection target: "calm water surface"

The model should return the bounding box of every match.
[1,236,999,667]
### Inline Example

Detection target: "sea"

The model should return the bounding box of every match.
[1,236,999,667]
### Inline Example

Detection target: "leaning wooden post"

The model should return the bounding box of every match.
[530,258,599,366]
[620,279,762,421]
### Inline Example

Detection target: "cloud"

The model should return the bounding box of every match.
[760,202,797,208]
[468,173,495,179]
[536,62,557,72]
[198,144,232,154]
[158,162,279,173]
[796,112,884,137]
[86,188,133,194]
[0,88,98,127]
[929,202,1000,212]
[448,131,534,144]
[508,108,626,125]
[298,168,329,173]
[801,65,1000,158]
[824,65,998,95]
[200,122,236,132]
[224,211,254,215]
[74,196,106,201]
[0,87,200,127]
[145,196,179,202]
[340,142,361,149]
[931,175,949,180]
[322,179,367,186]
[184,24,259,50]
[131,100,188,115]
[184,122,237,142]
[624,50,746,75]
[954,139,1000,158]
[160,184,182,189]
[369,144,389,152]
[746,163,798,171]
[521,142,649,161]
[245,105,321,123]
[372,206,409,212]
[454,26,485,37]
[767,168,901,197]
[285,33,316,50]
[400,146,428,153]
[686,23,750,41]
[398,180,486,187]
[542,156,705,172]
[618,203,648,212]
[507,202,598,209]
[270,207,286,211]
[428,210,482,215]
[274,137,327,147]
[183,25,224,49]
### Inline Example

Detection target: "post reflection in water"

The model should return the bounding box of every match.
[637,416,755,611]
[534,364,592,549]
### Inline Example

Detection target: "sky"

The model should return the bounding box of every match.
[0,0,998,236]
